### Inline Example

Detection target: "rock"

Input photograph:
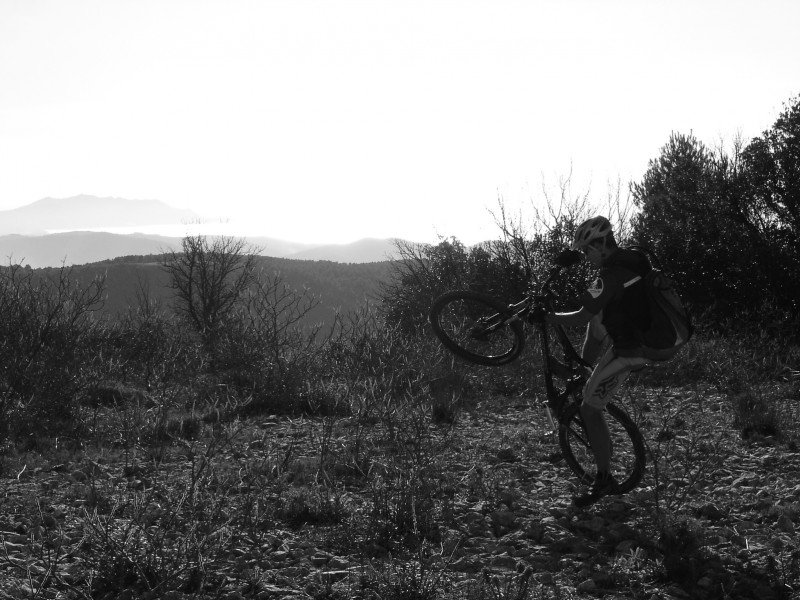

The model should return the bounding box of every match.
[467,520,489,536]
[70,470,89,482]
[490,510,516,529]
[40,513,58,529]
[587,516,605,532]
[327,556,350,570]
[462,511,484,524]
[736,520,757,531]
[550,536,593,555]
[525,522,545,542]
[499,487,519,507]
[776,514,795,533]
[309,554,329,567]
[697,575,714,588]
[496,448,517,463]
[450,555,480,573]
[730,534,748,548]
[255,585,289,599]
[696,503,725,521]
[52,508,67,520]
[490,554,517,570]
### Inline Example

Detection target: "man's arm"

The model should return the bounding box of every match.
[581,316,606,364]
[546,308,605,364]
[545,307,594,328]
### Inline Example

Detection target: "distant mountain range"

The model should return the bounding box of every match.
[0,196,405,267]
[0,195,201,235]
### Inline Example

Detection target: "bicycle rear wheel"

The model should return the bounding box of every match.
[429,290,525,366]
[558,402,646,493]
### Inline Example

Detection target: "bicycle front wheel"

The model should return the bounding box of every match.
[558,402,646,493]
[429,290,525,366]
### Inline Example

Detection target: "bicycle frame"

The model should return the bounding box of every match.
[535,318,587,421]
[428,247,648,493]
[529,266,592,429]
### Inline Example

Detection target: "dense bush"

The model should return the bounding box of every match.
[211,272,323,415]
[380,206,606,336]
[632,95,800,327]
[0,265,105,448]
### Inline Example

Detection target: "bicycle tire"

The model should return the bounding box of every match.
[558,402,646,493]
[429,290,525,367]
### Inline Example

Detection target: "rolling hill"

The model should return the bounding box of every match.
[0,196,409,266]
[0,232,403,268]
[60,254,396,330]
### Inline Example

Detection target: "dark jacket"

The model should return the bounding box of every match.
[580,248,652,355]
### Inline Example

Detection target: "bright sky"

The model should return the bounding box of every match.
[1,1,798,245]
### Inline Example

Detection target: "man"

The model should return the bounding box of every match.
[545,216,652,507]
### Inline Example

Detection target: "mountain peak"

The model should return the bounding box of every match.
[0,195,200,235]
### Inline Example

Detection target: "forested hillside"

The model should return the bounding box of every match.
[58,254,394,329]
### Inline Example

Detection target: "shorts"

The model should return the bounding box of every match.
[583,346,650,410]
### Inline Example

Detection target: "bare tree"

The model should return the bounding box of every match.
[163,235,260,346]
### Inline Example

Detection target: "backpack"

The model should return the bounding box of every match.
[624,246,694,361]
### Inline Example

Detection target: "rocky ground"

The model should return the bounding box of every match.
[0,387,798,599]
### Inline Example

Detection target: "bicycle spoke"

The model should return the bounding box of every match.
[435,295,519,361]
[565,421,590,450]
[559,403,646,493]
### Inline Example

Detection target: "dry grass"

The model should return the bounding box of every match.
[0,287,798,599]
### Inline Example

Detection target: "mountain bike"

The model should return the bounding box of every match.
[429,249,646,493]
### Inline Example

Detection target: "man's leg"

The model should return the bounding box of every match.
[581,402,613,472]
[575,348,649,506]
[582,348,621,472]
[580,315,614,472]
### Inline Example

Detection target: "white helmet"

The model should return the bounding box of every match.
[571,216,612,250]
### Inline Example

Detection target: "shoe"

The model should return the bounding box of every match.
[573,472,620,508]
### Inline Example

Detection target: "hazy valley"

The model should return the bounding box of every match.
[0,195,405,268]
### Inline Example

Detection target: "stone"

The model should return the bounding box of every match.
[696,503,725,521]
[490,510,516,529]
[70,470,89,482]
[450,556,480,573]
[776,514,795,533]
[327,556,350,570]
[490,554,517,570]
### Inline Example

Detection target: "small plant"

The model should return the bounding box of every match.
[766,541,800,595]
[428,369,467,425]
[149,412,204,443]
[367,467,442,552]
[657,518,708,587]
[277,485,349,527]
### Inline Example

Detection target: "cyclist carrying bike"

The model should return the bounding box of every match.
[545,216,652,507]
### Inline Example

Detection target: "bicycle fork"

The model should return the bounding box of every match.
[541,402,557,433]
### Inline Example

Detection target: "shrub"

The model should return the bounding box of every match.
[0,264,105,450]
[211,272,322,415]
